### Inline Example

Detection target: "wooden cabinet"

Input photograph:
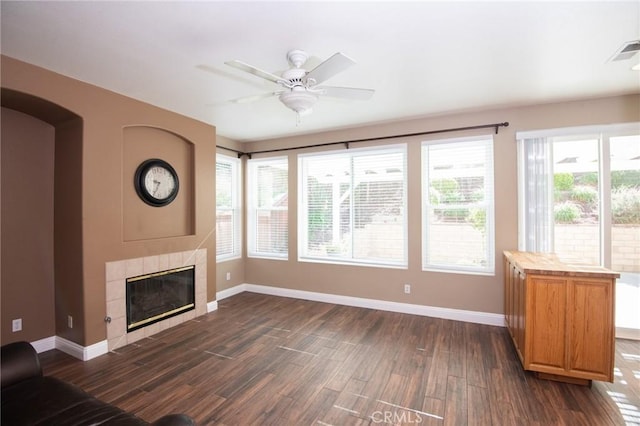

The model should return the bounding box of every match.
[503,251,618,384]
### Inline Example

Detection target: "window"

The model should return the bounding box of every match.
[422,136,495,274]
[517,123,640,263]
[517,123,640,334]
[299,145,407,267]
[216,154,241,261]
[247,157,288,259]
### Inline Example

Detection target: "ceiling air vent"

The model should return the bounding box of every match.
[609,40,640,62]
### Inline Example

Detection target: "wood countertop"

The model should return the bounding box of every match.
[504,250,620,279]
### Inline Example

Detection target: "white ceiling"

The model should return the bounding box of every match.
[1,1,639,142]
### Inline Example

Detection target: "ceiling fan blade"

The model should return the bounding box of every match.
[319,86,375,101]
[305,52,356,85]
[225,60,284,85]
[229,91,282,104]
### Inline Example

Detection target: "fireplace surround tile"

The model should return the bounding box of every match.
[105,260,126,282]
[125,257,144,278]
[157,254,169,271]
[143,255,160,274]
[107,316,125,340]
[106,279,125,302]
[169,252,183,269]
[105,249,206,351]
[106,298,124,319]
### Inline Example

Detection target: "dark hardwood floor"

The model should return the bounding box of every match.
[40,292,640,425]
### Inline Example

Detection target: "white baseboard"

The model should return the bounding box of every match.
[219,283,506,327]
[216,285,246,301]
[616,327,640,341]
[30,336,56,353]
[55,336,108,361]
[28,336,108,361]
[207,300,219,313]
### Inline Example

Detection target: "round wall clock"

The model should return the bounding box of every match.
[134,159,179,207]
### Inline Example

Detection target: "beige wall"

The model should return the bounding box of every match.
[223,94,639,315]
[1,108,56,343]
[1,56,217,347]
[52,115,84,344]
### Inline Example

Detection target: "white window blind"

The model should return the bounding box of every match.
[299,145,407,267]
[516,136,554,252]
[216,154,241,261]
[247,157,288,259]
[422,137,495,274]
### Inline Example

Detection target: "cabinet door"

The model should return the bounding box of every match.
[525,276,567,374]
[567,278,614,382]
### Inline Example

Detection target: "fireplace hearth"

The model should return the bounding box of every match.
[126,265,195,332]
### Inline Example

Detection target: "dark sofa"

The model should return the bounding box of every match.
[1,341,195,426]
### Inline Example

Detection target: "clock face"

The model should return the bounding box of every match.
[143,166,176,200]
[134,159,179,207]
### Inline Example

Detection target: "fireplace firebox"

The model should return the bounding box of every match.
[126,266,195,332]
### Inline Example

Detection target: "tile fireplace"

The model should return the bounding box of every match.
[105,249,207,351]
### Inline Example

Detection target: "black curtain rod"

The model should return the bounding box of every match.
[217,121,509,158]
[215,145,245,155]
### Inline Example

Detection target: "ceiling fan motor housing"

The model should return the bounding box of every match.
[281,67,308,88]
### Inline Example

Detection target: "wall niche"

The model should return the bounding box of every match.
[123,126,195,241]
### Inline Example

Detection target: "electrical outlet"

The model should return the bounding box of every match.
[404,284,411,294]
[68,315,73,329]
[12,318,22,332]
[226,272,231,281]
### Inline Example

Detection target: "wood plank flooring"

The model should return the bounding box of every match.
[39,292,640,425]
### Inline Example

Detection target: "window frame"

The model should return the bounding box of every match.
[421,135,496,275]
[216,154,242,262]
[247,156,289,260]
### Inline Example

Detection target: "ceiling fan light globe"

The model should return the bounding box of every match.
[279,90,318,114]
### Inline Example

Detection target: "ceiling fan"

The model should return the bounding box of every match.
[225,49,374,117]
